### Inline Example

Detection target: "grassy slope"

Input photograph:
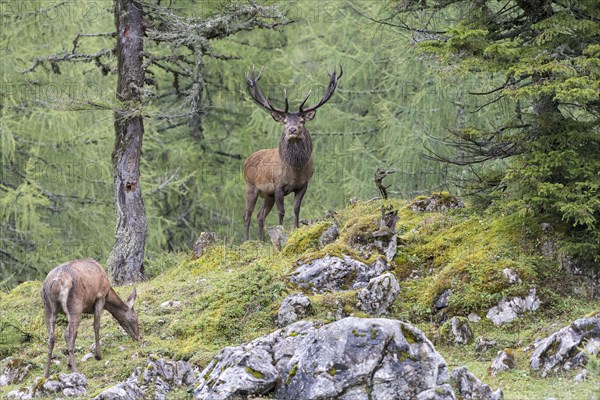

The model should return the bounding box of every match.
[0,198,598,399]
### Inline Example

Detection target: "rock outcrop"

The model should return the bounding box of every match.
[440,317,473,345]
[192,232,216,258]
[194,317,456,400]
[490,351,515,376]
[450,367,503,400]
[356,272,400,316]
[95,358,197,400]
[0,358,31,386]
[486,288,541,326]
[7,373,87,399]
[276,293,311,327]
[530,316,600,377]
[411,193,464,213]
[318,220,339,247]
[290,256,390,293]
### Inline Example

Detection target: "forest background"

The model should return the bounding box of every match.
[1,0,596,287]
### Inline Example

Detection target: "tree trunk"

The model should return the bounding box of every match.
[107,0,147,285]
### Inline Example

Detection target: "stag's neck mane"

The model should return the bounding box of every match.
[279,130,313,168]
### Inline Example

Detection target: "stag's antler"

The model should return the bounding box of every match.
[245,66,289,114]
[299,65,343,114]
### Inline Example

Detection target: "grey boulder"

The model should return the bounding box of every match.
[95,358,197,400]
[7,373,87,399]
[450,367,503,400]
[530,317,600,377]
[490,351,515,376]
[356,272,400,316]
[290,255,390,293]
[440,317,473,345]
[486,288,541,326]
[0,358,31,386]
[194,317,456,400]
[276,293,311,327]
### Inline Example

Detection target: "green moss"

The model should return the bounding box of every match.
[288,331,299,337]
[286,363,299,384]
[245,366,266,379]
[401,326,419,344]
[352,329,366,337]
[328,367,337,376]
[283,221,330,256]
[371,329,378,339]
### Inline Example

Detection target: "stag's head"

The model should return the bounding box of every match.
[245,66,343,141]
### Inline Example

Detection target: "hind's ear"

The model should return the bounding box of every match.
[126,287,137,308]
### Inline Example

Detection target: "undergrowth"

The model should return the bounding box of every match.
[0,198,598,398]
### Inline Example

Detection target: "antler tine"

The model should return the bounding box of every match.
[255,65,264,81]
[283,88,289,113]
[299,65,343,114]
[299,89,312,112]
[245,65,285,114]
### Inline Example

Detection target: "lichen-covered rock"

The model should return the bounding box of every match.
[268,225,288,251]
[502,268,521,285]
[192,232,216,258]
[530,317,600,377]
[450,367,503,400]
[290,255,390,293]
[435,289,452,310]
[411,192,464,213]
[490,351,515,376]
[94,358,197,400]
[475,338,497,354]
[276,294,311,327]
[486,288,541,326]
[0,358,31,386]
[8,373,88,399]
[356,273,400,316]
[440,317,473,345]
[573,369,587,383]
[194,317,456,400]
[94,380,145,400]
[318,220,339,247]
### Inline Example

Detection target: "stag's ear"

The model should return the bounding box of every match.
[126,287,137,308]
[303,110,316,121]
[271,112,285,122]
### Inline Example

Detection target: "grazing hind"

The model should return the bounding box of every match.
[41,258,140,377]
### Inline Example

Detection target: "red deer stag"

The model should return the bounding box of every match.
[41,258,140,377]
[243,66,343,241]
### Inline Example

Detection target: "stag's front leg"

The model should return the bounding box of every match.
[64,314,81,373]
[293,184,309,228]
[93,299,105,360]
[275,187,285,225]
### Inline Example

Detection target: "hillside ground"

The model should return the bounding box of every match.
[1,197,598,399]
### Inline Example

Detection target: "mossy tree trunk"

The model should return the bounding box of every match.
[107,0,147,285]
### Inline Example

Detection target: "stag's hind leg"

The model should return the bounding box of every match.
[257,196,275,241]
[244,185,260,241]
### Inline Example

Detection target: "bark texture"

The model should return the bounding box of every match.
[107,0,147,285]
